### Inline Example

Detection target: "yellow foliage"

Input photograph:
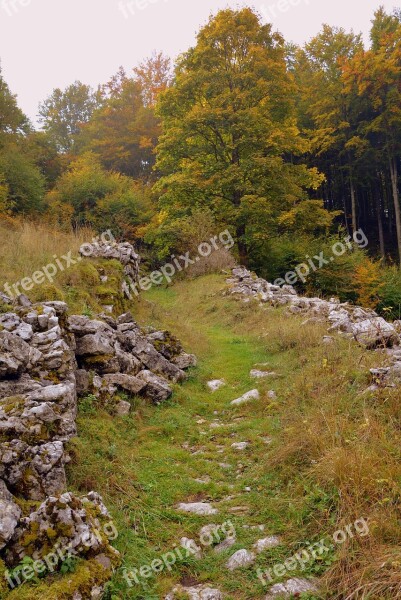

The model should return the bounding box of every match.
[354,258,384,309]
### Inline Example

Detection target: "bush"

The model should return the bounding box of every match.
[377,266,401,320]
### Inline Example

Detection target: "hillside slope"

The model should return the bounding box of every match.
[70,274,399,599]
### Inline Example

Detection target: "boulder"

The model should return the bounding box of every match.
[136,370,172,403]
[0,480,21,550]
[0,331,31,378]
[350,317,398,348]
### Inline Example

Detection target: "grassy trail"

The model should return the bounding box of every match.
[71,274,385,600]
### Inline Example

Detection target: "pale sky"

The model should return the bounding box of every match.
[0,0,398,124]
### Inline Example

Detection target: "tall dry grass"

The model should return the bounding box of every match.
[0,221,94,300]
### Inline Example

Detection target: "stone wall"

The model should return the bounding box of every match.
[0,245,195,597]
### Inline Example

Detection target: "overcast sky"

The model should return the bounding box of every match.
[0,0,398,124]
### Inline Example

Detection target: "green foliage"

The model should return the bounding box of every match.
[46,152,153,234]
[377,265,401,319]
[154,7,329,263]
[60,557,79,575]
[0,143,46,215]
[38,81,101,153]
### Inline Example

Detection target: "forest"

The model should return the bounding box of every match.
[2,5,401,314]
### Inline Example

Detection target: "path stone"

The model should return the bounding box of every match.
[214,536,236,554]
[115,400,131,416]
[194,476,211,484]
[231,442,249,451]
[226,548,255,570]
[231,389,259,406]
[176,502,218,516]
[250,370,277,379]
[166,584,223,599]
[253,536,281,553]
[181,537,202,559]
[264,577,318,598]
[207,380,225,392]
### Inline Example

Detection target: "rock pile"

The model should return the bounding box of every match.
[0,280,195,593]
[80,240,140,295]
[227,266,401,384]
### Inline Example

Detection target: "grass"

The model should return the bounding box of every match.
[2,231,401,598]
[0,221,129,314]
[63,274,400,599]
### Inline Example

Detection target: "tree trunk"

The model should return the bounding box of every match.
[389,156,401,266]
[375,190,386,258]
[350,177,357,234]
[236,223,248,266]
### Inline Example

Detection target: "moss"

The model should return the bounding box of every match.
[1,396,26,414]
[6,558,112,600]
[43,371,61,384]
[0,558,10,596]
[84,355,114,366]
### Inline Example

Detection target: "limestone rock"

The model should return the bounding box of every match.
[253,536,281,553]
[226,549,255,570]
[176,502,218,516]
[137,370,172,403]
[166,585,223,600]
[207,380,226,392]
[0,480,21,549]
[264,577,318,598]
[231,389,259,406]
[0,331,31,378]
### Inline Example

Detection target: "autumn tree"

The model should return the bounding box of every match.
[80,72,160,179]
[154,8,327,264]
[133,52,172,107]
[294,25,364,234]
[38,81,101,153]
[344,8,401,264]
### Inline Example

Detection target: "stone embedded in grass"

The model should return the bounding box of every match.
[267,390,277,400]
[165,584,223,600]
[264,577,318,598]
[253,536,281,553]
[180,537,202,559]
[207,379,226,392]
[250,369,277,379]
[115,400,131,416]
[214,536,236,554]
[176,502,218,516]
[194,476,211,484]
[231,442,249,451]
[230,389,260,406]
[226,548,255,570]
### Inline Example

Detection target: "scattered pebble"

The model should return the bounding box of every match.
[253,536,281,553]
[165,584,223,600]
[264,577,318,598]
[231,442,249,451]
[231,389,260,406]
[250,370,277,379]
[207,380,226,392]
[226,548,255,570]
[180,537,202,559]
[176,502,218,516]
